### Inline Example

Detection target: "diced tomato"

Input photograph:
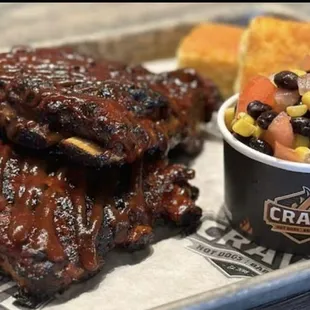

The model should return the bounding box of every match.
[263,130,275,148]
[265,112,294,148]
[237,75,277,114]
[274,142,301,162]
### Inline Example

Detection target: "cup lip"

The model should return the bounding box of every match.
[217,94,310,173]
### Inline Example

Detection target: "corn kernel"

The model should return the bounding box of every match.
[290,69,307,77]
[224,107,235,131]
[243,114,255,125]
[232,119,256,137]
[253,126,264,139]
[237,112,255,125]
[302,92,310,110]
[294,134,309,148]
[237,112,246,119]
[286,104,307,117]
[295,146,310,163]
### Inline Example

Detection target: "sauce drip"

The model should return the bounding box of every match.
[0,139,201,289]
[70,187,103,271]
[34,181,66,262]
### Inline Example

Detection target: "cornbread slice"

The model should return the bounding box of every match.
[235,17,310,92]
[177,23,244,99]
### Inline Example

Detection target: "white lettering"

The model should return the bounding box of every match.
[245,246,276,265]
[282,210,295,224]
[216,230,251,249]
[197,219,226,241]
[270,207,281,221]
[279,253,293,269]
[296,212,310,225]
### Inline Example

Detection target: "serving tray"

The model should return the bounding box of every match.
[0,4,310,310]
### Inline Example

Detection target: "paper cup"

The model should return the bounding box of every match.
[218,94,310,254]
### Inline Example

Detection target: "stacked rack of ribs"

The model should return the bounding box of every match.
[0,142,201,304]
[0,46,220,305]
[0,46,220,166]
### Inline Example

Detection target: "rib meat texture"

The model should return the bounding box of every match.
[0,142,201,306]
[0,46,221,167]
[0,46,219,306]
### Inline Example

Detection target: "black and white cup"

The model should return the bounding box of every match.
[218,94,310,254]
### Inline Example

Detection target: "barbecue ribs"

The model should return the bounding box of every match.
[0,142,201,304]
[0,46,220,167]
[0,46,220,306]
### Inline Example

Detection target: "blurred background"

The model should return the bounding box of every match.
[0,3,308,46]
[0,3,308,62]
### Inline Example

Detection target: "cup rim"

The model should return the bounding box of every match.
[217,94,310,173]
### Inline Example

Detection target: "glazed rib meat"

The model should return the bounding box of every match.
[0,46,217,306]
[0,46,220,167]
[0,141,201,305]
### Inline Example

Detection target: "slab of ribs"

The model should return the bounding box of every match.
[0,46,220,307]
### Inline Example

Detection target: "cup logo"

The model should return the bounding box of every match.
[264,186,310,244]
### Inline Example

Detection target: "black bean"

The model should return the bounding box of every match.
[232,133,250,145]
[249,138,273,156]
[291,117,310,137]
[274,71,298,90]
[246,100,272,119]
[257,111,278,129]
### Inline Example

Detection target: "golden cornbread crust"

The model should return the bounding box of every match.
[177,23,243,99]
[235,17,310,92]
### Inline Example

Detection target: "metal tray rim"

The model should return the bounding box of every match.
[152,258,310,310]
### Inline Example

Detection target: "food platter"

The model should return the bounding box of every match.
[0,57,309,310]
[0,4,310,310]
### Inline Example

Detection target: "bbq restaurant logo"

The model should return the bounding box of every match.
[264,186,310,244]
[186,215,308,278]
